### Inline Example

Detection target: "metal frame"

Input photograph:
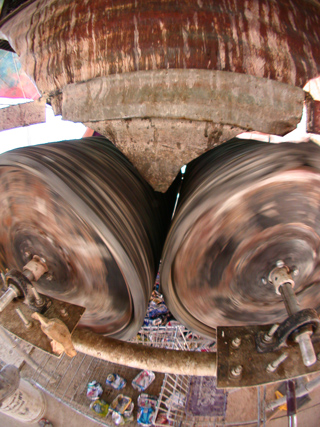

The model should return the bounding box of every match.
[24,344,268,426]
[154,374,266,427]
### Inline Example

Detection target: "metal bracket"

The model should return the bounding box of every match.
[256,309,320,353]
[4,268,50,313]
[0,292,85,357]
[217,325,320,388]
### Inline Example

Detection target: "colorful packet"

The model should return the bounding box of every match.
[90,399,109,416]
[132,370,155,392]
[86,380,103,400]
[109,394,132,415]
[106,373,127,390]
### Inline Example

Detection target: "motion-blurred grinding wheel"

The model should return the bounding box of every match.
[0,137,173,339]
[161,139,320,338]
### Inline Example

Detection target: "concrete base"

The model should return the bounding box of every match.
[62,70,304,191]
[86,118,241,192]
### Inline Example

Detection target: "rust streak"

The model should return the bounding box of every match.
[1,0,319,96]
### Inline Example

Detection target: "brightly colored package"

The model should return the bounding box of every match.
[90,399,109,416]
[137,406,155,426]
[137,394,158,426]
[132,370,155,392]
[109,394,132,415]
[86,380,103,400]
[106,373,127,390]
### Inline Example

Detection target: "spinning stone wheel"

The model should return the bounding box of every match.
[0,137,171,339]
[161,139,320,339]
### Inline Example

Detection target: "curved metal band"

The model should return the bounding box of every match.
[256,308,320,353]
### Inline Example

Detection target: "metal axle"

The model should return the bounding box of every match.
[0,285,20,313]
[279,282,316,367]
[0,256,48,313]
[269,265,317,367]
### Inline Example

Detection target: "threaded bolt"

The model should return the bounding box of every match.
[231,337,241,348]
[292,267,299,277]
[230,365,243,377]
[60,308,68,317]
[263,324,279,343]
[15,308,33,329]
[267,352,288,373]
[32,287,44,306]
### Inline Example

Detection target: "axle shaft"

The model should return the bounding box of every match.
[279,282,316,366]
[0,286,20,313]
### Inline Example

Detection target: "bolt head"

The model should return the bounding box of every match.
[60,308,68,317]
[276,260,285,268]
[292,267,299,277]
[266,364,274,373]
[232,337,241,348]
[261,277,267,285]
[231,365,243,377]
[263,333,273,343]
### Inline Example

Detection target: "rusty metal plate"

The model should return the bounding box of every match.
[217,325,320,388]
[0,295,85,357]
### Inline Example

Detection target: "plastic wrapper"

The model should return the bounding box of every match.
[109,394,132,415]
[106,373,127,390]
[155,272,160,289]
[112,410,134,425]
[86,380,103,400]
[150,290,164,305]
[112,412,124,425]
[137,394,158,426]
[137,406,155,426]
[155,413,173,425]
[159,313,173,326]
[132,370,155,392]
[164,391,186,409]
[137,393,158,408]
[90,399,109,416]
[123,402,134,417]
[166,320,181,327]
[147,303,169,319]
[143,317,162,327]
